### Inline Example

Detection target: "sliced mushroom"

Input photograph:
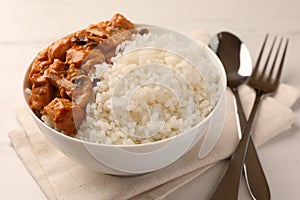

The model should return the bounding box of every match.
[72,75,92,108]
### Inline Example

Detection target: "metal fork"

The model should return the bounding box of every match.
[210,35,289,200]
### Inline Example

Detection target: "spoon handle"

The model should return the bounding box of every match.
[232,87,270,199]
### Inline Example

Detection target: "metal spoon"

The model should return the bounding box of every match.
[209,31,270,199]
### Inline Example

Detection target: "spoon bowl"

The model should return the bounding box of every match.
[209,32,252,87]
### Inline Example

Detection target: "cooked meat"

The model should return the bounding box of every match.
[30,70,48,85]
[66,64,79,82]
[29,47,49,75]
[72,75,92,108]
[36,47,49,61]
[44,73,74,98]
[107,13,135,32]
[43,59,72,96]
[79,49,105,74]
[87,23,108,36]
[48,37,73,61]
[66,45,91,67]
[27,13,136,136]
[30,84,54,111]
[47,59,67,73]
[29,74,54,111]
[29,59,52,82]
[43,98,85,136]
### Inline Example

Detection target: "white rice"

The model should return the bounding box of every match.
[76,31,220,145]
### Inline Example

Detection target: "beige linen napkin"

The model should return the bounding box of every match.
[8,83,299,200]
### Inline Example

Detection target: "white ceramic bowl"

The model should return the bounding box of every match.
[23,25,226,175]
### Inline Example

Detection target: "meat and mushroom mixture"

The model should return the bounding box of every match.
[27,14,136,136]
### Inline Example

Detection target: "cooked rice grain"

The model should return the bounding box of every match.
[77,32,219,145]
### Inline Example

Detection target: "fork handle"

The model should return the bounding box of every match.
[210,94,261,200]
[244,138,271,199]
[232,88,270,199]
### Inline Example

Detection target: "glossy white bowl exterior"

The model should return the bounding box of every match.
[23,26,226,175]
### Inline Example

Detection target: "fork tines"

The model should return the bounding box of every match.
[252,34,289,85]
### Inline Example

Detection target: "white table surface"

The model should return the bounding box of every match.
[1,0,300,199]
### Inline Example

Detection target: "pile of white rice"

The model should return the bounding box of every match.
[76,31,220,145]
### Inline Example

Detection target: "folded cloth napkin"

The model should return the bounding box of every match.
[8,83,299,200]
